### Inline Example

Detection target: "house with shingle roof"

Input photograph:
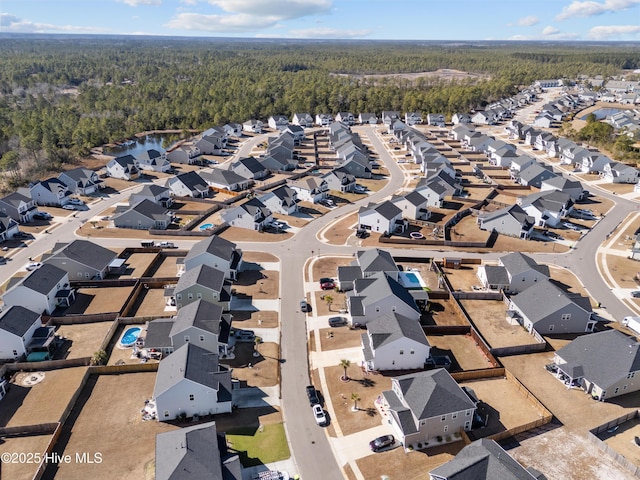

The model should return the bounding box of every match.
[130,184,173,208]
[106,155,140,181]
[223,122,243,138]
[391,190,431,221]
[30,178,71,206]
[0,213,20,242]
[0,306,42,360]
[242,119,264,134]
[335,112,355,125]
[137,149,171,173]
[451,113,471,125]
[477,252,549,293]
[153,343,233,421]
[166,143,201,165]
[112,199,172,230]
[517,190,573,228]
[0,192,37,224]
[478,205,534,239]
[580,152,611,173]
[155,421,241,480]
[358,200,406,234]
[58,167,104,194]
[359,113,378,124]
[200,168,249,192]
[220,197,272,232]
[382,111,400,126]
[3,264,73,315]
[322,167,357,193]
[166,171,210,198]
[259,185,299,216]
[362,312,431,371]
[183,235,242,280]
[380,369,476,449]
[195,130,226,155]
[553,329,640,401]
[603,161,640,184]
[268,115,289,131]
[292,113,314,128]
[169,299,232,357]
[405,112,423,126]
[429,438,543,480]
[288,177,328,204]
[229,156,269,180]
[356,248,399,278]
[42,239,117,280]
[514,163,557,188]
[540,176,586,201]
[507,279,595,335]
[171,264,232,310]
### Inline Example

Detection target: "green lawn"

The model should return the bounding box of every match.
[226,423,290,467]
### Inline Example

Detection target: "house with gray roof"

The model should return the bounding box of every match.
[539,176,586,201]
[358,201,406,235]
[0,192,37,224]
[200,168,249,192]
[382,111,400,126]
[517,190,573,228]
[451,113,471,125]
[0,213,19,242]
[153,343,232,421]
[391,190,430,221]
[143,318,175,356]
[288,177,328,204]
[508,279,595,335]
[106,155,140,181]
[553,329,640,401]
[183,235,242,280]
[220,198,272,232]
[170,299,232,357]
[347,272,420,325]
[415,177,452,208]
[315,113,333,127]
[130,184,173,208]
[3,264,73,315]
[171,264,232,310]
[514,163,557,188]
[283,124,305,143]
[194,131,226,155]
[477,252,549,293]
[478,205,534,239]
[0,306,42,360]
[258,152,297,172]
[362,312,431,371]
[259,185,299,216]
[30,177,71,206]
[336,265,363,292]
[405,112,424,126]
[242,119,264,134]
[429,438,544,480]
[322,168,357,193]
[155,421,241,480]
[41,239,117,280]
[509,155,536,175]
[166,171,210,198]
[381,369,476,449]
[359,113,378,124]
[603,161,640,184]
[58,167,104,195]
[112,199,172,230]
[224,122,243,138]
[229,156,269,181]
[339,157,373,179]
[136,149,171,173]
[292,113,314,128]
[356,249,399,278]
[268,115,289,131]
[166,143,201,165]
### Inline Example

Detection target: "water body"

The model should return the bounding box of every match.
[103,133,179,157]
[580,108,622,121]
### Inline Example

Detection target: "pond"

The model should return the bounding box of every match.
[580,108,623,121]
[103,133,180,158]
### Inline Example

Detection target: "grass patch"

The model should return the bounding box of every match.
[226,423,290,467]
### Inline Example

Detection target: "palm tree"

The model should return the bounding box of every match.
[351,392,361,412]
[324,294,333,311]
[339,359,351,381]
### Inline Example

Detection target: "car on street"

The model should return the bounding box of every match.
[26,262,42,271]
[328,316,347,327]
[0,257,6,265]
[306,385,319,406]
[312,404,327,426]
[369,434,395,452]
[631,291,640,298]
[156,242,176,248]
[320,278,335,290]
[300,299,310,313]
[62,204,79,210]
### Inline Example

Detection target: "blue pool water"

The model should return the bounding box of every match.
[404,272,420,285]
[121,327,141,347]
[199,223,213,231]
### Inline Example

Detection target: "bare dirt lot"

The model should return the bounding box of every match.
[51,373,177,480]
[223,342,279,388]
[67,287,134,315]
[318,326,364,351]
[117,252,156,278]
[425,334,489,371]
[311,256,353,282]
[144,255,181,278]
[422,299,469,327]
[242,251,279,264]
[444,265,481,291]
[230,310,278,329]
[0,434,53,480]
[234,270,279,300]
[323,212,359,245]
[55,321,114,359]
[313,290,348,317]
[602,253,640,289]
[126,287,174,318]
[461,300,538,349]
[600,417,640,469]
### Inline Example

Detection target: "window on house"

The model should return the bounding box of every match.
[12,350,18,356]
[466,410,472,416]
[176,294,182,300]
[614,387,619,394]
[549,325,555,332]
[188,293,193,300]
[420,420,426,426]
[561,314,571,321]
[623,385,628,390]
[164,411,170,418]
[399,350,404,355]
[452,413,457,419]
[184,336,190,342]
[410,350,415,355]
[375,307,380,313]
[441,415,446,422]
[391,306,396,312]
[196,293,202,299]
[189,394,195,401]
[444,425,449,433]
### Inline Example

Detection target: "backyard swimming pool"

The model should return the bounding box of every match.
[398,271,428,289]
[120,327,142,348]
[199,223,214,231]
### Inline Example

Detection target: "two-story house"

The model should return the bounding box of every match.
[3,264,74,315]
[106,155,140,181]
[0,306,43,360]
[112,199,172,230]
[182,235,243,281]
[0,192,37,224]
[30,178,71,206]
[171,264,232,310]
[220,198,272,231]
[41,239,117,280]
[259,185,299,216]
[166,172,210,198]
[358,201,406,234]
[288,177,328,204]
[58,167,104,195]
[137,149,171,173]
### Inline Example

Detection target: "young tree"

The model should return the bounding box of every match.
[339,359,351,381]
[324,294,333,312]
[351,392,361,412]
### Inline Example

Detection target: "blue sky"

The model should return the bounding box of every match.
[1,0,639,41]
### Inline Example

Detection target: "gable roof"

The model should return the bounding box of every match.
[176,264,226,294]
[499,252,550,279]
[171,299,224,337]
[136,184,170,198]
[125,199,169,221]
[356,249,398,274]
[0,191,32,207]
[35,177,69,194]
[480,205,534,229]
[367,312,430,349]
[352,272,420,315]
[200,168,247,187]
[0,306,41,337]
[60,167,95,181]
[510,280,592,323]
[171,171,209,192]
[231,156,266,175]
[185,235,238,265]
[46,240,116,271]
[482,265,510,286]
[359,201,402,220]
[15,263,67,295]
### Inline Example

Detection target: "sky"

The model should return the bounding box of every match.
[0,0,639,41]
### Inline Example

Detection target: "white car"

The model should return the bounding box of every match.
[26,262,42,271]
[62,204,78,210]
[312,404,326,426]
[354,185,367,193]
[68,198,84,205]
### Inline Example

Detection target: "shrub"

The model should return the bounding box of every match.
[436,435,443,443]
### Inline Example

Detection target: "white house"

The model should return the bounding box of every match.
[358,201,406,234]
[292,113,314,128]
[243,119,264,134]
[106,155,140,181]
[0,192,37,224]
[362,312,431,371]
[3,264,74,315]
[166,172,210,198]
[220,198,272,231]
[603,162,640,184]
[0,306,42,360]
[517,190,573,228]
[288,177,328,204]
[259,185,299,215]
[30,178,71,206]
[183,235,242,280]
[137,149,171,173]
[58,167,104,195]
[391,191,430,221]
[267,115,290,131]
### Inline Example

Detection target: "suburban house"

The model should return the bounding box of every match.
[220,198,272,231]
[362,312,431,371]
[58,167,104,195]
[339,157,373,179]
[153,343,232,421]
[359,113,378,124]
[358,201,406,234]
[283,124,305,143]
[171,264,232,310]
[337,248,399,291]
[0,306,43,360]
[0,213,20,242]
[242,119,264,134]
[155,421,241,480]
[260,185,299,215]
[166,144,201,165]
[348,272,421,325]
[182,235,243,281]
[166,172,210,198]
[106,155,140,181]
[380,369,476,449]
[509,155,536,175]
[415,178,451,208]
[315,113,333,126]
[553,329,640,402]
[382,111,400,126]
[478,204,535,239]
[429,439,543,480]
[514,163,557,188]
[426,113,445,127]
[41,239,118,280]
[268,115,289,130]
[112,199,172,230]
[194,131,226,155]
[169,299,232,356]
[292,113,314,127]
[30,178,71,206]
[0,192,37,224]
[477,252,550,293]
[335,112,355,125]
[603,162,640,184]
[200,168,250,192]
[471,111,496,125]
[451,113,471,125]
[405,112,423,126]
[230,156,269,181]
[507,279,595,334]
[580,153,611,173]
[137,149,171,173]
[391,190,431,221]
[258,153,297,172]
[539,176,586,201]
[517,190,573,228]
[322,168,357,193]
[130,184,173,208]
[288,177,328,204]
[3,264,74,315]
[224,123,243,138]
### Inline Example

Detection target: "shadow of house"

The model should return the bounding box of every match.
[0,383,30,426]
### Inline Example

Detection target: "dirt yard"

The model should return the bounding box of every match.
[144,255,181,278]
[602,254,640,289]
[117,252,157,278]
[461,300,538,349]
[50,373,177,480]
[242,251,279,264]
[234,270,279,300]
[426,334,490,371]
[68,286,134,315]
[223,342,279,388]
[126,287,174,318]
[600,417,640,470]
[319,326,364,351]
[55,321,114,359]
[444,265,481,291]
[230,310,278,329]
[2,367,88,427]
[323,212,359,245]
[422,299,469,327]
[0,434,53,480]
[313,291,348,317]
[311,256,353,282]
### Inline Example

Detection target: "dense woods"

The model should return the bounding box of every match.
[0,36,639,184]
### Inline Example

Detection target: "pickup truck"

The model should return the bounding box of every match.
[156,242,176,248]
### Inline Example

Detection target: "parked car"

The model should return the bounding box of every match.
[369,434,395,452]
[320,278,335,290]
[300,299,310,313]
[306,385,319,406]
[354,184,367,194]
[355,228,369,239]
[312,404,327,426]
[33,212,52,220]
[26,262,42,271]
[0,256,6,265]
[328,316,347,327]
[156,241,176,248]
[68,198,84,205]
[234,330,256,342]
[62,204,78,210]
[631,291,640,299]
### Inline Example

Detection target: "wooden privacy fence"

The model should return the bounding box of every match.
[588,410,640,478]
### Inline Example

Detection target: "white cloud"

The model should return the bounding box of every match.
[180,0,199,5]
[116,0,162,6]
[509,34,535,40]
[207,0,332,19]
[165,13,278,32]
[540,25,580,39]
[287,27,372,38]
[517,15,539,26]
[588,24,640,39]
[542,25,560,35]
[556,0,640,20]
[0,13,108,33]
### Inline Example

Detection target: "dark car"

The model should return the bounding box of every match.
[632,291,640,298]
[320,277,335,290]
[369,434,395,452]
[328,316,347,327]
[355,228,369,239]
[306,385,319,406]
